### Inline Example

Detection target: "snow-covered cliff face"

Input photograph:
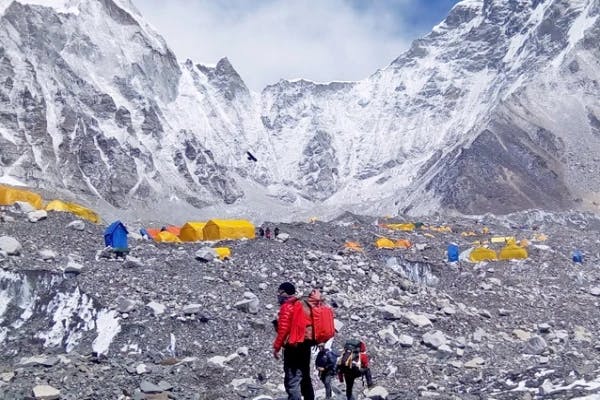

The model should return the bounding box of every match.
[0,0,599,217]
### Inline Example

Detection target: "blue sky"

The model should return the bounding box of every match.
[135,0,460,90]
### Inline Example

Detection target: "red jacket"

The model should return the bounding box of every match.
[273,296,312,352]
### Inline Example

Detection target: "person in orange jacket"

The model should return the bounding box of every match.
[273,282,315,400]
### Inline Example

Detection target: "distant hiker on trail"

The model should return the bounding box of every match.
[315,344,337,399]
[274,227,280,238]
[258,227,265,237]
[265,227,272,239]
[273,282,315,400]
[337,339,374,400]
[160,226,167,232]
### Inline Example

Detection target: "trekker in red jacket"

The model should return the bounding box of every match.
[273,282,315,400]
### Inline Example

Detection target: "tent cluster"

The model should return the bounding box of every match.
[1,185,99,223]
[142,219,256,243]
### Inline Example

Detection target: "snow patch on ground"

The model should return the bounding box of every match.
[92,309,121,355]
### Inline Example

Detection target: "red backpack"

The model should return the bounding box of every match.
[287,290,336,346]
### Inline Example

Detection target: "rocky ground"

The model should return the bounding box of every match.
[1,205,600,400]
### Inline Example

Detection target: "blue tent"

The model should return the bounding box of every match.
[447,244,459,262]
[104,221,128,249]
[572,250,583,263]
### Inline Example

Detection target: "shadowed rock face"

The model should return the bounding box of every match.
[423,123,571,214]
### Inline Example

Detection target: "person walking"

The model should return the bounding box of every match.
[315,344,337,399]
[337,340,374,400]
[273,282,315,400]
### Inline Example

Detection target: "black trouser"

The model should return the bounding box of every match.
[283,342,315,400]
[344,368,373,400]
[320,372,333,398]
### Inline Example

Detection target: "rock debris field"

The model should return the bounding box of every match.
[1,206,600,400]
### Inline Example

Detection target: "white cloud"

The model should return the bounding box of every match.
[134,0,417,91]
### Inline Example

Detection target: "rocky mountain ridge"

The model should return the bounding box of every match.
[0,0,599,220]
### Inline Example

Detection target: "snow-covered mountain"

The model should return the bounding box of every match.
[0,0,599,219]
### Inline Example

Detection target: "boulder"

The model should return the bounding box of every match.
[366,385,389,399]
[276,233,290,242]
[235,292,260,314]
[195,247,216,262]
[27,210,48,222]
[398,334,414,347]
[140,380,163,393]
[405,311,433,328]
[147,301,166,316]
[182,304,202,315]
[39,249,57,261]
[422,331,447,349]
[123,256,144,268]
[67,220,85,231]
[64,259,84,274]
[0,236,21,255]
[32,385,60,400]
[523,336,547,355]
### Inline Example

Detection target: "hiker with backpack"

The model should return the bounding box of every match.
[273,282,336,400]
[315,344,337,399]
[337,339,374,400]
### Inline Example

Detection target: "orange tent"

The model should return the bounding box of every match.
[344,241,363,251]
[395,239,412,249]
[147,226,180,240]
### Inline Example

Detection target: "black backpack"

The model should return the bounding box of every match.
[338,339,363,377]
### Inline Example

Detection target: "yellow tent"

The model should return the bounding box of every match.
[214,247,231,259]
[498,243,528,260]
[469,247,497,262]
[203,219,256,241]
[491,236,516,243]
[461,231,477,237]
[344,241,363,251]
[179,222,206,242]
[482,227,490,234]
[155,231,182,243]
[386,223,415,231]
[395,239,412,249]
[423,233,435,238]
[0,185,42,209]
[375,237,396,249]
[430,226,452,233]
[533,233,548,242]
[45,199,100,223]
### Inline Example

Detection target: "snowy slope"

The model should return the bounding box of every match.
[0,0,599,219]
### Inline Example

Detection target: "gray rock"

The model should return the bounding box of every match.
[157,380,173,391]
[64,259,84,274]
[116,296,137,313]
[18,355,59,367]
[589,287,600,296]
[0,236,21,255]
[422,331,447,349]
[39,249,57,261]
[538,323,552,333]
[365,385,389,399]
[276,233,290,242]
[67,220,85,231]
[464,357,485,368]
[378,327,399,345]
[32,384,60,399]
[140,380,163,393]
[1,371,14,382]
[235,292,260,314]
[27,210,48,222]
[123,256,144,268]
[236,346,249,357]
[405,311,433,328]
[12,201,37,213]
[398,334,414,347]
[379,305,403,320]
[147,301,166,316]
[182,304,202,314]
[524,336,547,355]
[195,247,216,262]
